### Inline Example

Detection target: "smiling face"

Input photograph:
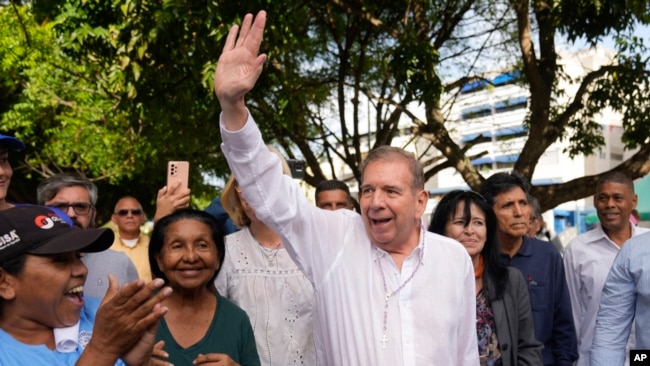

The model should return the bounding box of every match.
[359,159,427,251]
[155,219,219,291]
[595,181,637,235]
[1,252,88,330]
[492,186,529,240]
[444,202,486,260]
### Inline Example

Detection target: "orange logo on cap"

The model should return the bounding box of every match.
[34,215,55,229]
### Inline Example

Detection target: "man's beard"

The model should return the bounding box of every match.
[72,217,95,229]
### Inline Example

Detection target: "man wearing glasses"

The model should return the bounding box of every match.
[110,196,152,281]
[37,173,139,298]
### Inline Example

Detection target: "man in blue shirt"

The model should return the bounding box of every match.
[591,231,650,365]
[481,172,577,366]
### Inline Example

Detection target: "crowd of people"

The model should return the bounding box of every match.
[0,9,648,366]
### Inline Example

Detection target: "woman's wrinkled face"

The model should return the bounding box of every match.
[156,219,219,290]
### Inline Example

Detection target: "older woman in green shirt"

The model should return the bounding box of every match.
[149,209,260,366]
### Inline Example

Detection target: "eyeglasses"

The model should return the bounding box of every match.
[49,202,94,215]
[115,209,143,217]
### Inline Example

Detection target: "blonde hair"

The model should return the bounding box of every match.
[221,145,291,228]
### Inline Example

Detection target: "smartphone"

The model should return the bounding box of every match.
[167,161,190,189]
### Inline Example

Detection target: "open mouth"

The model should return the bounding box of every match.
[371,218,391,225]
[64,285,84,305]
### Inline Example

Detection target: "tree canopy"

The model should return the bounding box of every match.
[1,0,649,220]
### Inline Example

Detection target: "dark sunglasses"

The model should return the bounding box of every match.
[115,209,143,217]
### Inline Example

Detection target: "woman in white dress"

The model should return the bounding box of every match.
[215,148,316,366]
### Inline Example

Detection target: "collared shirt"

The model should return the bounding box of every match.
[564,223,649,366]
[220,113,479,366]
[110,235,152,282]
[591,231,650,366]
[500,236,578,366]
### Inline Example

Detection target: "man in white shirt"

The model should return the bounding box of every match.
[213,11,479,366]
[563,171,648,366]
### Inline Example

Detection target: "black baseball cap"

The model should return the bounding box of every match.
[0,205,114,263]
[0,134,25,151]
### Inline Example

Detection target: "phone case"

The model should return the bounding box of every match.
[167,161,190,189]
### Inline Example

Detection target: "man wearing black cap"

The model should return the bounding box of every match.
[0,133,25,211]
[0,205,172,365]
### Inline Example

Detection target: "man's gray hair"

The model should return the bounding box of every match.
[37,173,98,205]
[360,146,425,191]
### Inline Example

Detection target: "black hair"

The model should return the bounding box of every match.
[0,255,27,276]
[596,171,634,192]
[315,180,352,201]
[480,171,531,207]
[149,208,226,289]
[428,190,508,300]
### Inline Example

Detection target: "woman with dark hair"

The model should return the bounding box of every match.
[149,208,260,365]
[429,190,542,366]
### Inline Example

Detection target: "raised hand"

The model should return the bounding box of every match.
[214,10,267,129]
[153,182,191,223]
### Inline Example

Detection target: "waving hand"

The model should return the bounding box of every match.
[214,10,267,130]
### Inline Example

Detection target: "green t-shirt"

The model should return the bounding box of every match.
[156,293,260,366]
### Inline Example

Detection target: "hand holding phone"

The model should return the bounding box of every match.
[155,161,191,223]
